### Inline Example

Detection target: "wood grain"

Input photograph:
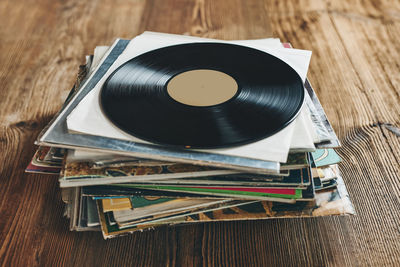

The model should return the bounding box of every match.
[1,0,400,266]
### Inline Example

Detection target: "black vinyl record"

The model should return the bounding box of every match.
[100,42,304,149]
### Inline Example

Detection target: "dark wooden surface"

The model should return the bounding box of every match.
[1,0,400,266]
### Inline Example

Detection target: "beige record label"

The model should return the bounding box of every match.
[166,69,238,107]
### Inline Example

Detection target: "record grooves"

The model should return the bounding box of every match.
[100,42,304,149]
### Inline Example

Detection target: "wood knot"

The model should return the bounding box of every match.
[14,120,39,129]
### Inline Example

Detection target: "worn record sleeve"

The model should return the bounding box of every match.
[86,197,101,227]
[109,184,301,203]
[304,80,340,148]
[282,42,340,148]
[59,148,300,188]
[60,150,247,188]
[116,200,252,229]
[112,197,230,224]
[97,169,353,239]
[96,199,252,239]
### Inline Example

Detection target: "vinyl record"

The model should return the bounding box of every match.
[100,42,304,149]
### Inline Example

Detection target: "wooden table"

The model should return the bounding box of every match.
[1,0,399,266]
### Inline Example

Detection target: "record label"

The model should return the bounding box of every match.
[100,42,304,149]
[167,69,238,107]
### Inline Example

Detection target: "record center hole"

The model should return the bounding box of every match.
[167,69,238,107]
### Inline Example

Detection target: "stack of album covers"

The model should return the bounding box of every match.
[26,32,355,239]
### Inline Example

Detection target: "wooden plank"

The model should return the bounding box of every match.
[0,0,400,266]
[265,0,400,265]
[138,0,272,39]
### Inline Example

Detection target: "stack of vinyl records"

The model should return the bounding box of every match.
[26,32,355,239]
